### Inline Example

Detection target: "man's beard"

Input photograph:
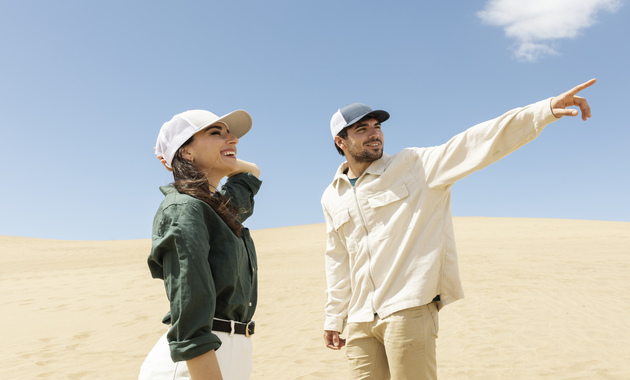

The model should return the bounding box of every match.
[347,140,383,163]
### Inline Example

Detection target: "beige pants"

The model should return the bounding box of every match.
[346,303,439,380]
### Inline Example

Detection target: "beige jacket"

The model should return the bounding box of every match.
[322,98,558,333]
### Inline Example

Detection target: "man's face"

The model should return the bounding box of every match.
[342,118,384,163]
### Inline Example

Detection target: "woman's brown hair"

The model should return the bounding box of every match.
[170,137,243,237]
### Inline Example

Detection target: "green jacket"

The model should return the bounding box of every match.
[148,173,262,362]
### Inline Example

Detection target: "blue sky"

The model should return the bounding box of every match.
[1,0,628,240]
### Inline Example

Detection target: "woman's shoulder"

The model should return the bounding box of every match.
[157,185,210,217]
[160,185,198,203]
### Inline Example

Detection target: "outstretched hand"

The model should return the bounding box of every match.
[551,78,596,121]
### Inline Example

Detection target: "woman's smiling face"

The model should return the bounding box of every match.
[182,122,239,184]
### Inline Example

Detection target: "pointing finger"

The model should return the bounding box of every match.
[568,78,597,96]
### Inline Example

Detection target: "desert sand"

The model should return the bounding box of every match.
[2,217,629,379]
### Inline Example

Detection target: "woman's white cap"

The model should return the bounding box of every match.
[155,109,252,168]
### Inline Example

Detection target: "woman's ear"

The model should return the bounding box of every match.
[180,146,194,162]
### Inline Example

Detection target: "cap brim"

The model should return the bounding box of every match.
[344,109,389,129]
[202,109,252,138]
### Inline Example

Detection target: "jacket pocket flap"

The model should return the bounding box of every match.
[332,209,351,230]
[368,184,409,208]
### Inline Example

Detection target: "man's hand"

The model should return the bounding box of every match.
[324,330,346,350]
[551,78,596,121]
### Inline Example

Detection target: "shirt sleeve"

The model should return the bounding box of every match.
[419,98,559,189]
[322,204,351,333]
[148,200,222,362]
[220,173,263,223]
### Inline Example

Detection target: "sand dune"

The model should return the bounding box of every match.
[2,217,629,379]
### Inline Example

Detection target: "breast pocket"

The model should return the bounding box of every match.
[332,209,350,230]
[367,183,409,208]
[367,183,411,238]
[332,209,358,252]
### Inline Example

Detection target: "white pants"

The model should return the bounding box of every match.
[139,330,253,380]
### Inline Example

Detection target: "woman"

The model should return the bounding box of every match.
[139,109,262,380]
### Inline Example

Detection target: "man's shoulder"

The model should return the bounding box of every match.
[396,147,427,157]
[321,180,340,203]
[377,148,425,169]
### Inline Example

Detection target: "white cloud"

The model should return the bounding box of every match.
[478,0,622,62]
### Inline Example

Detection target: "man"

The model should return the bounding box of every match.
[321,79,596,379]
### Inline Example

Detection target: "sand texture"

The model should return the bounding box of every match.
[2,217,629,379]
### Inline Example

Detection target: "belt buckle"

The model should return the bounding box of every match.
[245,321,255,337]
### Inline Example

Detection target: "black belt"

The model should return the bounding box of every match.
[212,319,255,337]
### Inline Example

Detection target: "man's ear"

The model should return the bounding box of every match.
[334,136,345,150]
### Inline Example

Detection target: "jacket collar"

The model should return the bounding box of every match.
[159,185,178,195]
[332,153,391,187]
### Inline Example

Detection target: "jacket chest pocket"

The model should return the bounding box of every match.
[367,183,409,208]
[366,183,411,237]
[332,209,359,252]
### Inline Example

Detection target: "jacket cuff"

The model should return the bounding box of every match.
[534,97,561,132]
[168,333,222,362]
[226,172,262,195]
[324,316,347,333]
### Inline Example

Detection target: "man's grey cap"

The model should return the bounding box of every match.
[330,103,389,138]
